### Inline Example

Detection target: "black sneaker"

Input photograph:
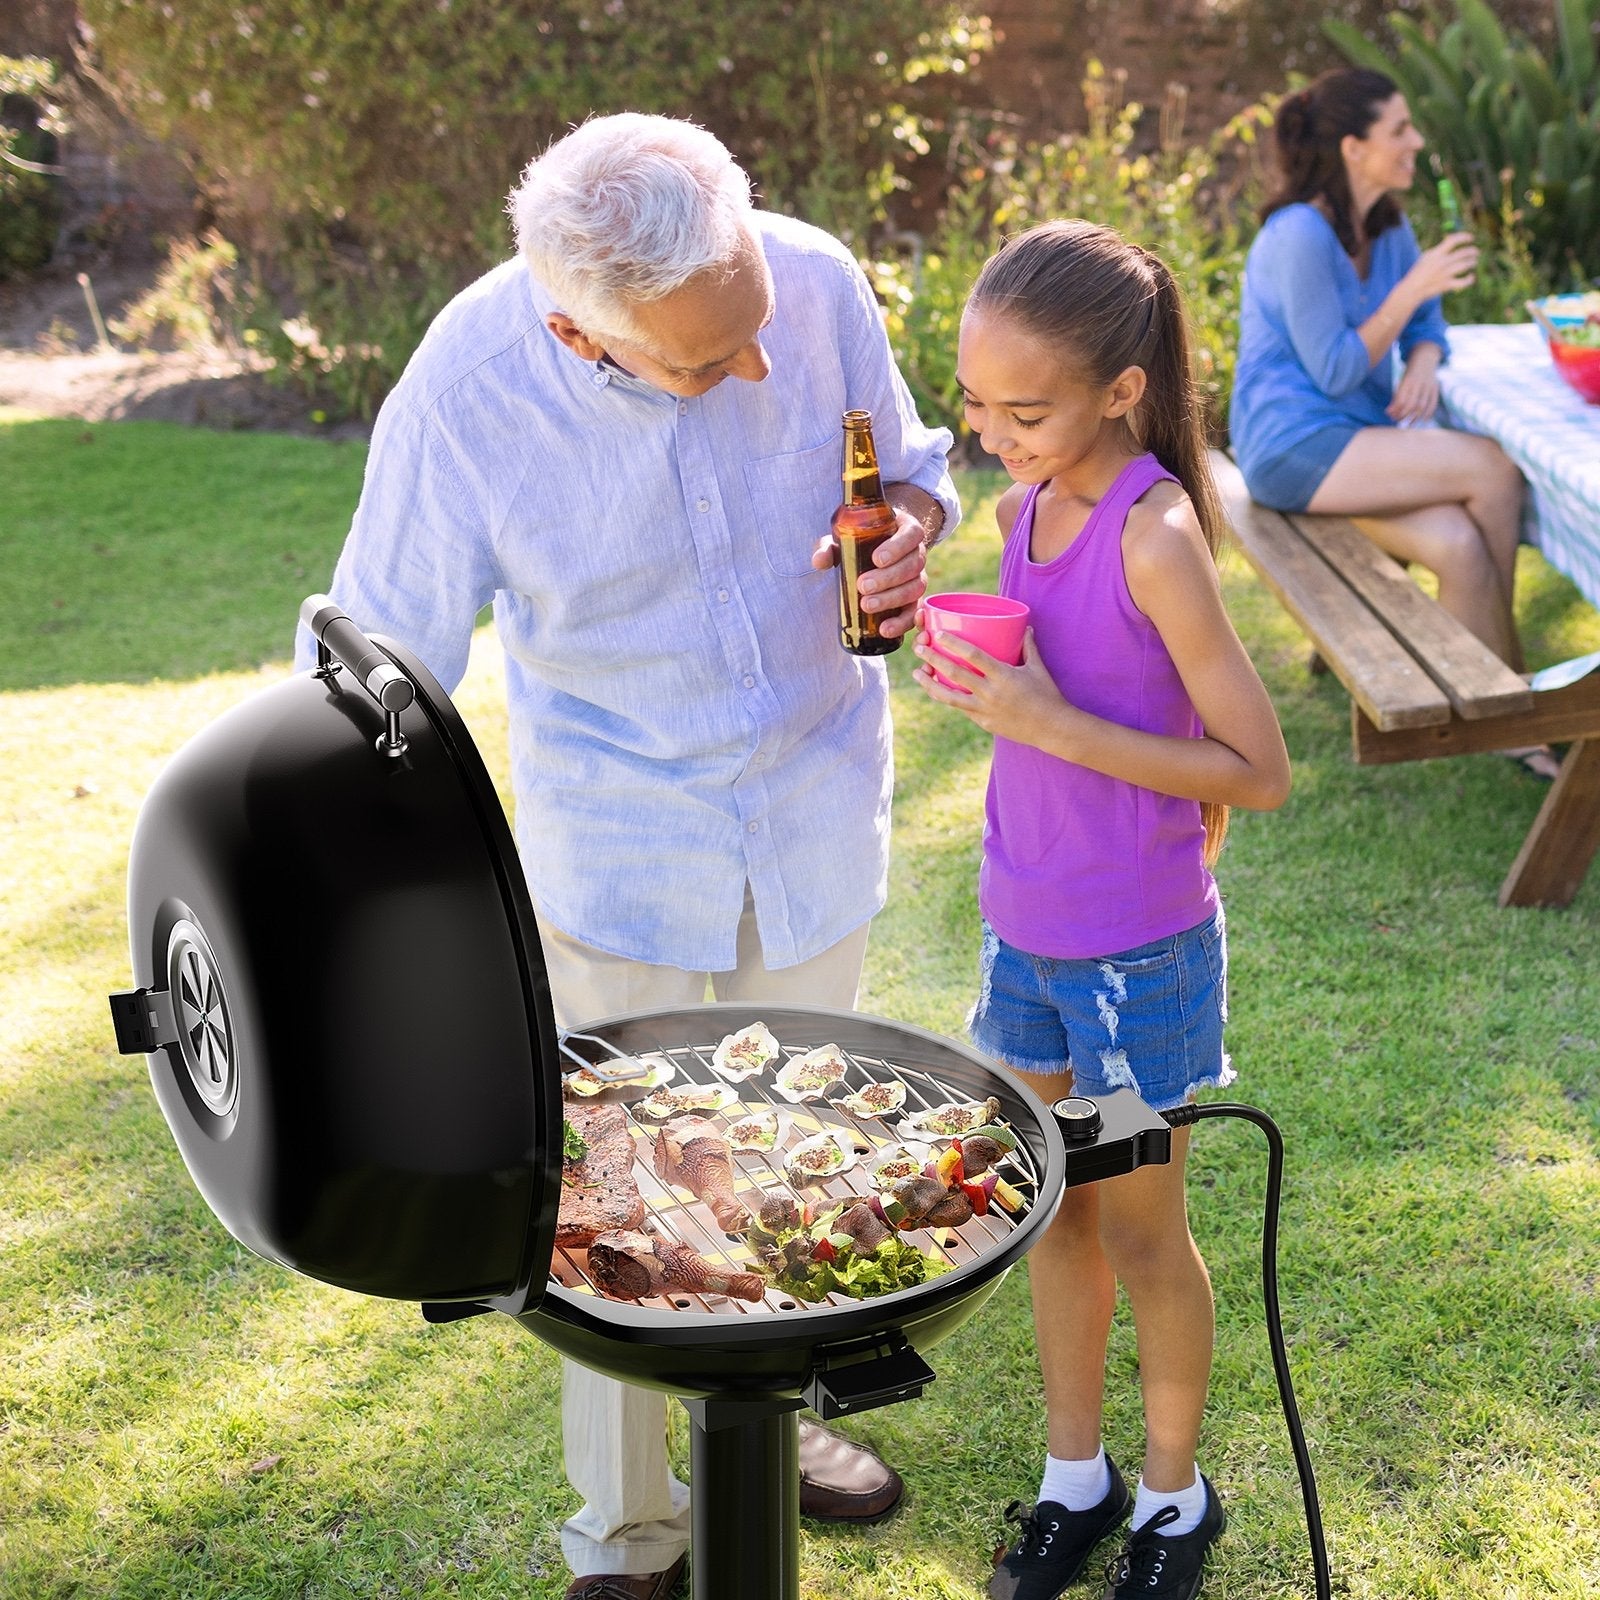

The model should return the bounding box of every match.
[987,1456,1132,1600]
[1101,1476,1225,1599]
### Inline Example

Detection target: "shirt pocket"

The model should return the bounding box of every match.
[743,436,842,578]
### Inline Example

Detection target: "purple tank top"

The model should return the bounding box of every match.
[980,453,1218,959]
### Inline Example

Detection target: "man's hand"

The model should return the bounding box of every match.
[811,507,930,640]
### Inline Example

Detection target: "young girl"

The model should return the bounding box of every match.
[913,220,1291,1600]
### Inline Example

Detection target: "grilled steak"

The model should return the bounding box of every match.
[557,1102,647,1247]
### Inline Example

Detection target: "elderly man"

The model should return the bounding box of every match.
[299,114,958,1598]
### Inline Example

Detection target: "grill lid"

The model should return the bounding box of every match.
[110,598,563,1311]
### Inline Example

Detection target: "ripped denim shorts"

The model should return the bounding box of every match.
[966,910,1233,1113]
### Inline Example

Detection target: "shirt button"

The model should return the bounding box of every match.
[592,369,609,388]
[747,821,759,834]
[716,588,730,603]
[678,402,688,415]
[742,674,756,689]
[697,497,710,513]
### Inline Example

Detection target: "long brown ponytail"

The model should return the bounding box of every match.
[967,219,1231,864]
[1262,68,1404,255]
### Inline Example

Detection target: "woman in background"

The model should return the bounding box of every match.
[1230,68,1547,772]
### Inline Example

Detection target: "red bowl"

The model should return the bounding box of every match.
[1550,336,1600,404]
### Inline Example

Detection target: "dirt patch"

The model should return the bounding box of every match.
[0,264,372,441]
[0,346,371,438]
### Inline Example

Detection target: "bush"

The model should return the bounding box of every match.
[1325,0,1600,286]
[108,230,243,352]
[870,65,1275,450]
[80,0,991,417]
[0,56,63,280]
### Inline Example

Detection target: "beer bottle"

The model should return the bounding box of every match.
[1437,177,1466,236]
[832,409,900,656]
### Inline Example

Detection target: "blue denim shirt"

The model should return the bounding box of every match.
[297,213,958,970]
[1231,203,1451,492]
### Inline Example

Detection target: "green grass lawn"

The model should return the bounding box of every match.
[2,414,1597,1598]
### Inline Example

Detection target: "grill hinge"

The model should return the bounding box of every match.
[108,987,178,1055]
[803,1330,935,1419]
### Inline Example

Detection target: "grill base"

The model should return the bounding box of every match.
[684,1400,802,1600]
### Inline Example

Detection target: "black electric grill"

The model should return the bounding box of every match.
[505,1005,1070,1600]
[109,597,1170,1600]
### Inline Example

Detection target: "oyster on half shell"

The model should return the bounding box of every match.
[832,1079,907,1120]
[635,1082,740,1120]
[773,1044,850,1103]
[900,1096,1002,1138]
[710,1021,780,1082]
[724,1107,790,1153]
[782,1130,858,1185]
[563,1053,676,1098]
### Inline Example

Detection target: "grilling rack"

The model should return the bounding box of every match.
[552,1025,1042,1317]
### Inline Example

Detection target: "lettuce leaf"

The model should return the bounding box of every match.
[765,1232,950,1304]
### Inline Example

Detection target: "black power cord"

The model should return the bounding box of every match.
[1161,1101,1332,1600]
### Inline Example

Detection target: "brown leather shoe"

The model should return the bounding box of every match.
[797,1420,905,1523]
[563,1554,686,1600]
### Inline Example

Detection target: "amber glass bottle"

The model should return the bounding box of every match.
[831,409,900,655]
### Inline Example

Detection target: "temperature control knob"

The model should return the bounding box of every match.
[1053,1096,1103,1143]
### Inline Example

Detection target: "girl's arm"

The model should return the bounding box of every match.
[916,488,1291,811]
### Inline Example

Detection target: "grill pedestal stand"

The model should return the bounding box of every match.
[682,1397,802,1600]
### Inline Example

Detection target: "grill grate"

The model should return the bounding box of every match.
[554,1030,1042,1316]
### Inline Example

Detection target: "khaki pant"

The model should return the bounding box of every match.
[539,890,870,1578]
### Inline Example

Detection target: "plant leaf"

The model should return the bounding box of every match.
[1322,18,1401,78]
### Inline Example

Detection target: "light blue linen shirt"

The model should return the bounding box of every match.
[1231,203,1451,493]
[296,212,958,971]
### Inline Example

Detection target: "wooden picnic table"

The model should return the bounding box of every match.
[1212,448,1600,909]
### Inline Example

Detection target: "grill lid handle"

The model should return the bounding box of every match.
[300,594,415,756]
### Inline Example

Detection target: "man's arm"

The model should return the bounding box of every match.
[887,482,947,547]
[294,398,496,689]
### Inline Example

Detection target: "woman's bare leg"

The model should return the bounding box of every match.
[1307,427,1525,665]
[1352,503,1518,663]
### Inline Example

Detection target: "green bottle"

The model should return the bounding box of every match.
[1437,177,1466,235]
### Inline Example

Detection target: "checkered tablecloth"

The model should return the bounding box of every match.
[1438,321,1600,608]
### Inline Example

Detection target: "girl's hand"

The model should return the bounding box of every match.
[1402,233,1477,302]
[911,624,1068,743]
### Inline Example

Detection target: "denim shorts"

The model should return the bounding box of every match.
[1244,425,1357,512]
[967,911,1233,1113]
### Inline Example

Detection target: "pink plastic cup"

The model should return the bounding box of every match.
[922,592,1030,692]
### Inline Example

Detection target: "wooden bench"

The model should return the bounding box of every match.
[1210,449,1600,908]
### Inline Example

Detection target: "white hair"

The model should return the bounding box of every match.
[508,113,756,348]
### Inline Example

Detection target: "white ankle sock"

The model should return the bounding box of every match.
[1132,1471,1206,1536]
[1038,1446,1111,1512]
